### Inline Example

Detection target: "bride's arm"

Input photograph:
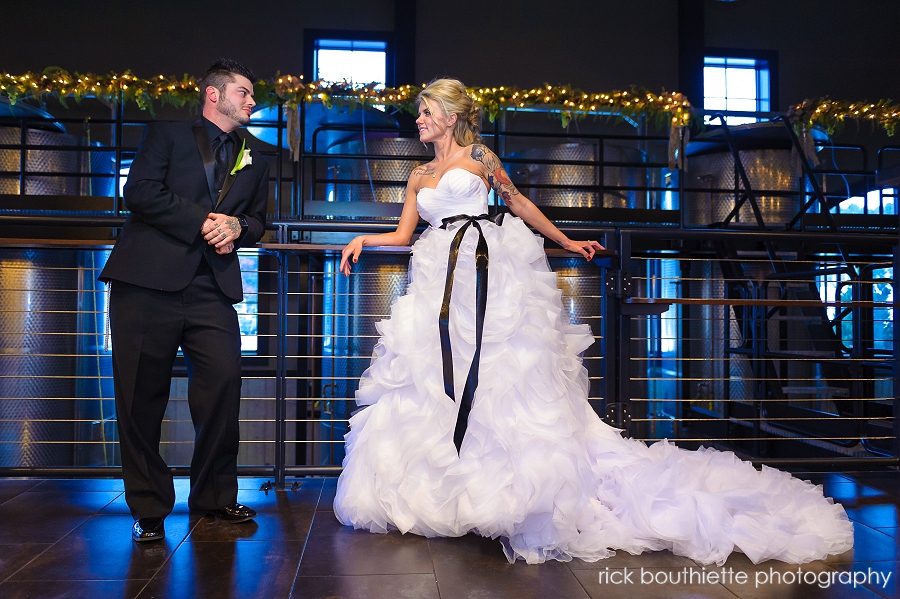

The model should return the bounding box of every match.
[468,144,604,260]
[339,171,423,275]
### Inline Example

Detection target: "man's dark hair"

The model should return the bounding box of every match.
[199,58,256,105]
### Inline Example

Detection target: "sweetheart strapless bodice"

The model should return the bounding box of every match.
[416,168,489,228]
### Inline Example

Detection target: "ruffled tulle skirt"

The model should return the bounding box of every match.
[333,216,853,565]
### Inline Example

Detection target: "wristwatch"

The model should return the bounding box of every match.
[236,215,249,232]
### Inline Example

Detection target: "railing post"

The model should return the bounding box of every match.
[299,100,308,220]
[18,118,27,195]
[893,244,900,460]
[274,102,284,220]
[274,249,289,488]
[602,230,634,435]
[114,94,124,216]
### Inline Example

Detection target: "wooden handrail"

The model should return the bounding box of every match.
[624,297,891,308]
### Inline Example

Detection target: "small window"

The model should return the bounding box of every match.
[703,55,771,125]
[310,36,390,88]
[304,29,394,87]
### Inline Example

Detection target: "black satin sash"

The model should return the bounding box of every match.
[438,212,505,453]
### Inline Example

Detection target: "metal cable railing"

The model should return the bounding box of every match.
[0,245,606,480]
[605,227,897,466]
[1,102,898,478]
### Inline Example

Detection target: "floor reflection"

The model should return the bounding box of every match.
[0,473,896,598]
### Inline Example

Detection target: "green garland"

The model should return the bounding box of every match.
[0,67,198,111]
[1,67,691,130]
[6,68,896,136]
[788,98,900,136]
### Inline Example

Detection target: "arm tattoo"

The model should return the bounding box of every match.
[411,164,436,178]
[471,144,520,205]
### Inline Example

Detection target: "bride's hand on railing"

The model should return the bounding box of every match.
[561,238,605,260]
[339,236,366,276]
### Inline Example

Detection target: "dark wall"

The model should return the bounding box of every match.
[416,0,679,90]
[704,0,900,109]
[3,0,899,112]
[0,0,394,78]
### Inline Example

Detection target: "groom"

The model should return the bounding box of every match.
[100,58,269,541]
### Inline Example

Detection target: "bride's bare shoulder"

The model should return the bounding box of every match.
[465,143,501,173]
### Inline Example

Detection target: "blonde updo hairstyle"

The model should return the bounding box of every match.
[417,78,482,146]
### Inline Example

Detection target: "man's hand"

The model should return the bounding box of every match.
[202,212,241,254]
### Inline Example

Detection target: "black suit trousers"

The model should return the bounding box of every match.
[110,262,242,518]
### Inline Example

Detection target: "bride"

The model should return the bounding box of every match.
[332,77,853,565]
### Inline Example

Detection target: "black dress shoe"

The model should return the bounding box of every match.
[207,502,257,523]
[132,517,165,542]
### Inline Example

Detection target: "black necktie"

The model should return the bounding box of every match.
[211,132,233,196]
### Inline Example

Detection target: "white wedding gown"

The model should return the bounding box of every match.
[333,168,854,565]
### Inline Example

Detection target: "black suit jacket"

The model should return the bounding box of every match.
[100,119,269,302]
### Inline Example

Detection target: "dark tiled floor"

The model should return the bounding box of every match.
[0,471,897,598]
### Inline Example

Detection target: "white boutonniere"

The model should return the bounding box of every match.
[230,138,252,175]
